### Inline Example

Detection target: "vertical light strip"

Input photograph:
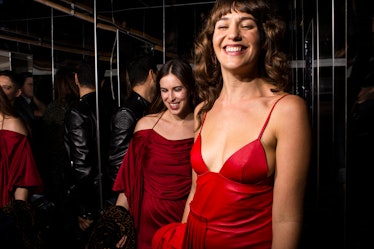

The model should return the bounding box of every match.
[117,29,121,107]
[343,0,348,244]
[331,0,335,161]
[163,0,166,63]
[316,0,321,206]
[93,0,103,210]
[51,8,55,101]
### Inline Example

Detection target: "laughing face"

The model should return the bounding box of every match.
[160,73,191,117]
[213,10,261,75]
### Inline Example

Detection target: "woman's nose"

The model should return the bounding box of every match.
[228,25,242,40]
[169,92,175,100]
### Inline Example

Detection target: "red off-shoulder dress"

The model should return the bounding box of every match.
[113,129,193,249]
[0,130,43,208]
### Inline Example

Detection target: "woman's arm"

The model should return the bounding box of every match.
[116,192,129,210]
[33,96,46,118]
[271,95,311,249]
[181,103,203,223]
[14,187,28,201]
[181,170,196,223]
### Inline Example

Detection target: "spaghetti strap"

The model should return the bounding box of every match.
[152,111,165,129]
[258,94,288,139]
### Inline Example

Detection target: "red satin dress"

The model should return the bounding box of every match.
[0,130,43,208]
[113,129,193,249]
[153,96,287,249]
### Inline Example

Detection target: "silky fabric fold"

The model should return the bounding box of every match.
[0,130,43,208]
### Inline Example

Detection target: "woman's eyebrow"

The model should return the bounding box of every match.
[217,15,256,22]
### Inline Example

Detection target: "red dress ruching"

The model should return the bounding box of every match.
[113,129,193,249]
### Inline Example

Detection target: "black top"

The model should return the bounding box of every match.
[107,91,150,185]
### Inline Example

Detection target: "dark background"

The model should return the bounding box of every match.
[0,0,217,68]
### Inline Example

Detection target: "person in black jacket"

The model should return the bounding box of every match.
[106,55,158,203]
[63,61,110,249]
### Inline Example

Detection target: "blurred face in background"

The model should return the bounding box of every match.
[22,76,34,99]
[0,75,21,104]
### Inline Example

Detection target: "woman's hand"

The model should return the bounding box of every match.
[77,215,93,231]
[14,187,28,202]
[116,235,128,248]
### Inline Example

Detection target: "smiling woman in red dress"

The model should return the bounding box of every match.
[152,0,311,248]
[112,58,198,249]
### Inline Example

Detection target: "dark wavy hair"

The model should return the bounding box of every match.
[194,0,291,129]
[149,58,197,114]
[54,67,79,108]
[0,70,21,90]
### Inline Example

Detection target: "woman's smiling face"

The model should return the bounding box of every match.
[160,73,191,117]
[213,10,261,74]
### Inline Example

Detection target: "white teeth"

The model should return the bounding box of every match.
[226,46,242,52]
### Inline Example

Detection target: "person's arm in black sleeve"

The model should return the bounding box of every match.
[107,107,136,184]
[64,108,96,186]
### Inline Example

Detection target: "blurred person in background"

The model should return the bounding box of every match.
[40,66,79,248]
[107,54,158,204]
[0,86,44,248]
[0,70,22,105]
[63,61,110,249]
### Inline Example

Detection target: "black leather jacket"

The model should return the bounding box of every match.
[64,92,102,213]
[107,91,150,185]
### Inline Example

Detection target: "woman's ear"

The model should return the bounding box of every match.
[15,88,22,98]
[74,73,79,86]
[149,69,156,82]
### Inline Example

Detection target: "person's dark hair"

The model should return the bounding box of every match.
[194,0,291,129]
[0,70,21,90]
[75,61,96,88]
[149,58,197,114]
[19,71,33,88]
[0,87,17,117]
[127,55,158,88]
[54,67,79,107]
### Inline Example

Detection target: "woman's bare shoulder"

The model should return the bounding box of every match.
[272,94,310,130]
[134,113,160,132]
[2,116,28,136]
[276,94,308,113]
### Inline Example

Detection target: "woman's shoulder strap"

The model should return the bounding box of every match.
[258,94,289,139]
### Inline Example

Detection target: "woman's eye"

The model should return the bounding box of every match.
[242,23,255,29]
[216,25,228,30]
[216,21,228,29]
